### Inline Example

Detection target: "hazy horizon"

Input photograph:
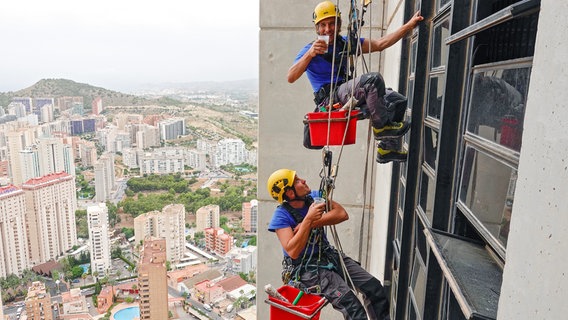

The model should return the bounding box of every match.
[0,0,259,93]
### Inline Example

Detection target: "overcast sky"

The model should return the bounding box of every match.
[0,0,259,93]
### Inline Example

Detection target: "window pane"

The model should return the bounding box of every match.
[467,66,531,152]
[419,170,435,224]
[424,126,438,170]
[407,78,415,113]
[438,0,451,11]
[427,74,444,119]
[410,252,427,317]
[398,180,406,211]
[411,40,418,75]
[459,147,517,246]
[431,18,450,69]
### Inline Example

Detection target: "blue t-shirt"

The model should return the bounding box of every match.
[295,36,365,92]
[268,191,327,258]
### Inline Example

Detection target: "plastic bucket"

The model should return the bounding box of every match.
[306,110,358,146]
[267,286,327,320]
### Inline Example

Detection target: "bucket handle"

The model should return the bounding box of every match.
[264,297,328,319]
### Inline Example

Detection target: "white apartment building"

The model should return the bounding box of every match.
[87,203,111,276]
[138,148,185,175]
[195,204,220,232]
[0,185,29,277]
[227,246,257,274]
[214,139,247,167]
[133,204,186,263]
[158,117,186,141]
[22,172,77,265]
[121,148,139,169]
[94,153,116,202]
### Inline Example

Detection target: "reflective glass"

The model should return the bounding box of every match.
[459,147,517,246]
[427,74,444,119]
[431,18,450,69]
[467,66,531,152]
[424,126,438,170]
[419,170,435,224]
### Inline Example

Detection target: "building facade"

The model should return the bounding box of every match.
[134,204,186,263]
[94,153,115,202]
[258,1,568,319]
[0,185,29,277]
[138,237,168,320]
[87,203,111,276]
[242,199,258,233]
[158,117,186,141]
[25,281,53,320]
[22,172,78,265]
[196,204,220,232]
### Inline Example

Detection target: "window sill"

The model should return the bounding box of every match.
[425,228,503,319]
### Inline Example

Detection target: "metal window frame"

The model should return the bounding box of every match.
[446,0,540,45]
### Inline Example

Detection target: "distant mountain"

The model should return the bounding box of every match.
[0,78,182,108]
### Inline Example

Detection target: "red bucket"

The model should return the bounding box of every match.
[267,286,327,320]
[306,110,359,146]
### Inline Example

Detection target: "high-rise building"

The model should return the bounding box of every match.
[94,153,115,202]
[87,203,111,277]
[92,97,103,115]
[25,281,53,320]
[158,117,186,141]
[138,237,168,320]
[242,199,258,233]
[134,204,186,263]
[0,185,29,277]
[6,130,25,186]
[37,137,75,177]
[23,172,78,265]
[195,204,220,232]
[11,97,32,114]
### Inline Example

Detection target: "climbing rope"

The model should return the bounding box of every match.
[314,0,377,304]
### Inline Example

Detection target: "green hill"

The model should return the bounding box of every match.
[0,78,182,109]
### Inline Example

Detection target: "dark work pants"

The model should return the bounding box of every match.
[298,254,390,320]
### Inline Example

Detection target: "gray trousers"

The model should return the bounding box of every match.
[298,254,390,320]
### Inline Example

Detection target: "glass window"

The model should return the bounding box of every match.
[459,147,517,247]
[426,74,445,119]
[467,65,531,152]
[423,126,438,170]
[431,18,450,69]
[419,170,435,224]
[410,40,418,75]
[409,252,427,318]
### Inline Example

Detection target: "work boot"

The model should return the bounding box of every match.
[376,147,407,164]
[373,121,410,139]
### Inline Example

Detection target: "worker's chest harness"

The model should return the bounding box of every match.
[313,35,360,106]
[280,199,339,287]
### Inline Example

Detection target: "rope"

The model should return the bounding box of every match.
[315,1,377,309]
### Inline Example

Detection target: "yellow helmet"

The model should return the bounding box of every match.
[267,169,296,203]
[313,1,341,25]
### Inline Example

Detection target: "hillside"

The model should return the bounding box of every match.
[0,78,182,108]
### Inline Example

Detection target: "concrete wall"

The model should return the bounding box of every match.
[258,0,407,319]
[497,1,568,319]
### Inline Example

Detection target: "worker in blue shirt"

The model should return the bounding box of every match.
[288,1,423,163]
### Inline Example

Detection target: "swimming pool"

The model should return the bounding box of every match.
[113,306,140,320]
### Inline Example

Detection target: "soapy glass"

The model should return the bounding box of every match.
[317,35,330,45]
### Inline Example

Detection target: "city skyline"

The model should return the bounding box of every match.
[0,0,259,93]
